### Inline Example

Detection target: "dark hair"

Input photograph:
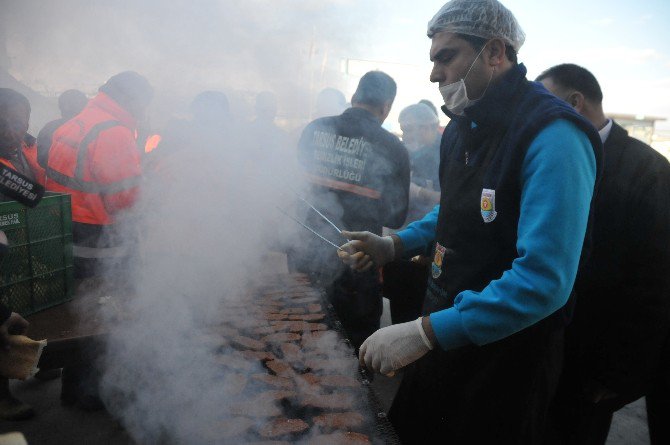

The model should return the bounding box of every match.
[190,91,230,123]
[58,89,87,119]
[99,71,153,117]
[351,71,397,108]
[457,34,517,64]
[0,88,31,156]
[536,64,603,104]
[0,88,30,114]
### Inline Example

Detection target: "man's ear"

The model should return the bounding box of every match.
[568,91,586,113]
[486,39,506,66]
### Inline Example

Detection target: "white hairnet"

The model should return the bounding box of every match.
[427,0,526,52]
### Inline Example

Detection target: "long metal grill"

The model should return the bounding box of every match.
[197,272,400,444]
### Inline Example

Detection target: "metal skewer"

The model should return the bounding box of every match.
[287,185,345,235]
[276,206,344,251]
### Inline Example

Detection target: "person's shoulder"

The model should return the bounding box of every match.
[610,122,670,170]
[526,119,594,168]
[23,133,36,147]
[39,118,67,135]
[301,115,338,136]
[534,118,589,145]
[372,125,402,147]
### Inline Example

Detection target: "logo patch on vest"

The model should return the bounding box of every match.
[480,188,497,223]
[432,242,447,279]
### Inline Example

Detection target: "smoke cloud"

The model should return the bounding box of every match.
[0,0,399,442]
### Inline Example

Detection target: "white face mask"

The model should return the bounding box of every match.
[439,44,489,116]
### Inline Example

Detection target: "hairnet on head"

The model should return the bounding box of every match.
[427,0,526,52]
[399,104,439,126]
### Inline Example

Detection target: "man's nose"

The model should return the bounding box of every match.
[430,64,444,84]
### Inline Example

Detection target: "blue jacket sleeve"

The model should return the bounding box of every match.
[395,205,439,257]
[430,119,596,350]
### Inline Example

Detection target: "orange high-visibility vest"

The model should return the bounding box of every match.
[46,93,141,226]
[21,137,45,185]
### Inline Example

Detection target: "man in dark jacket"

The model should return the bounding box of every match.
[538,63,670,445]
[296,71,410,349]
[383,103,442,325]
[36,89,88,169]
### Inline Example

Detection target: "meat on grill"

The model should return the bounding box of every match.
[232,335,266,351]
[267,314,290,321]
[240,350,277,362]
[280,342,301,360]
[319,375,360,388]
[258,418,310,438]
[252,374,295,389]
[305,432,371,445]
[302,393,355,410]
[262,332,301,343]
[288,314,325,321]
[265,359,294,377]
[229,391,296,417]
[279,307,306,315]
[312,412,365,429]
[245,441,291,445]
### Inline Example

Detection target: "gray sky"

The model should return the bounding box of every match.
[3,0,669,131]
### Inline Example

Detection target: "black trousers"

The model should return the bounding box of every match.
[647,380,670,445]
[390,323,564,444]
[326,268,382,350]
[545,384,623,445]
[546,334,670,445]
[647,335,670,445]
[382,260,428,325]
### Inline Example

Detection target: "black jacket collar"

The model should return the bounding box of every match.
[442,63,529,130]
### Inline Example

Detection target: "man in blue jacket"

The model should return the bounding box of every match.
[338,0,602,442]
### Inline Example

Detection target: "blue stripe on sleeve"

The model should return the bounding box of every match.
[396,205,439,257]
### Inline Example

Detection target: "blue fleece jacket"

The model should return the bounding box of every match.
[397,118,596,350]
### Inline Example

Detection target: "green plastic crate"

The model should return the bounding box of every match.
[0,192,73,316]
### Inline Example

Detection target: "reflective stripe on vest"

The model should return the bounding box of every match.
[45,120,140,194]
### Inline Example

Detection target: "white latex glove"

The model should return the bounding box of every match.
[337,231,395,272]
[359,317,433,376]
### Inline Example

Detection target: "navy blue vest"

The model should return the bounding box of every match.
[426,63,603,320]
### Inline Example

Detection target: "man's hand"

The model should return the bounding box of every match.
[337,231,395,272]
[409,182,423,201]
[0,313,29,350]
[359,317,433,376]
[410,182,441,205]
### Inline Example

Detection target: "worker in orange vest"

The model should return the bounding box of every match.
[45,72,153,279]
[36,89,88,169]
[0,88,50,421]
[0,88,45,186]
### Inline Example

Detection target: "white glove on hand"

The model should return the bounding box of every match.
[359,318,433,376]
[337,231,394,272]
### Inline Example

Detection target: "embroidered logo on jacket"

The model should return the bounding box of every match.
[432,242,447,279]
[480,188,497,223]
